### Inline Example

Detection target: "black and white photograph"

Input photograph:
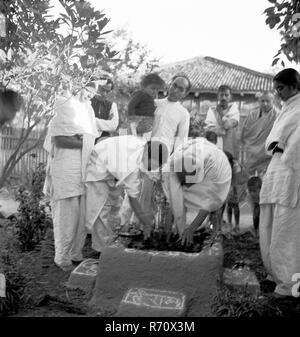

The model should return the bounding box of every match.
[1,0,300,324]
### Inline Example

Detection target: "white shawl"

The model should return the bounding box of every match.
[265,92,300,170]
[204,102,240,149]
[43,94,98,199]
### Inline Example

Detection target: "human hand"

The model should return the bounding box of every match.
[143,220,154,240]
[180,227,195,247]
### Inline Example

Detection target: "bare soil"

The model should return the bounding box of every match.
[124,230,212,253]
[220,231,300,317]
[1,218,300,317]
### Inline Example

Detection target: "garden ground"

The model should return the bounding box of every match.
[1,202,300,317]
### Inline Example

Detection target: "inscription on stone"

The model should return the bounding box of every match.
[73,258,99,276]
[122,288,185,310]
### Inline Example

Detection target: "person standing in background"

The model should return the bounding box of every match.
[239,91,277,176]
[204,85,240,159]
[91,78,119,143]
[43,83,98,271]
[127,73,165,139]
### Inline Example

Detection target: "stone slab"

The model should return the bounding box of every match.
[67,258,99,292]
[90,241,223,317]
[117,287,186,317]
[223,267,260,296]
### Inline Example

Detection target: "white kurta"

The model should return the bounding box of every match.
[44,94,98,268]
[85,135,147,252]
[204,103,240,158]
[164,138,232,234]
[151,98,190,153]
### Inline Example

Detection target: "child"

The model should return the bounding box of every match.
[247,176,262,236]
[224,152,249,233]
[127,73,165,139]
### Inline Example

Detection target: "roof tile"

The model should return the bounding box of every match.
[159,56,274,93]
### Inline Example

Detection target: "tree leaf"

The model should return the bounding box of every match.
[97,18,109,32]
[272,57,280,66]
[263,6,275,14]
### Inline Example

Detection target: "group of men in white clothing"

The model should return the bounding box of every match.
[43,74,233,273]
[3,66,300,300]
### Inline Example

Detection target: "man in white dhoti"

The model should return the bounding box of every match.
[204,85,240,159]
[84,135,168,253]
[164,137,232,246]
[260,68,300,297]
[43,84,98,271]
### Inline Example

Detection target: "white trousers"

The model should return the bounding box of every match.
[51,195,86,268]
[260,203,300,296]
[85,181,122,252]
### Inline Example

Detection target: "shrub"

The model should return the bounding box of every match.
[13,162,52,251]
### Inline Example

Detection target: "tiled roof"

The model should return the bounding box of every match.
[158,56,274,94]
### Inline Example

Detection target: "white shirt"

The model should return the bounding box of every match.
[85,135,146,198]
[151,98,190,153]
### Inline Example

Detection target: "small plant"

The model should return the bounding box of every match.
[13,162,52,251]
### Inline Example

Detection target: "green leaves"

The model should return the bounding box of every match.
[264,0,300,64]
[14,162,52,252]
[266,15,281,29]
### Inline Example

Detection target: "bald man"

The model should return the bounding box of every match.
[240,91,278,176]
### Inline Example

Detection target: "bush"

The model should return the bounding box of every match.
[13,163,52,251]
